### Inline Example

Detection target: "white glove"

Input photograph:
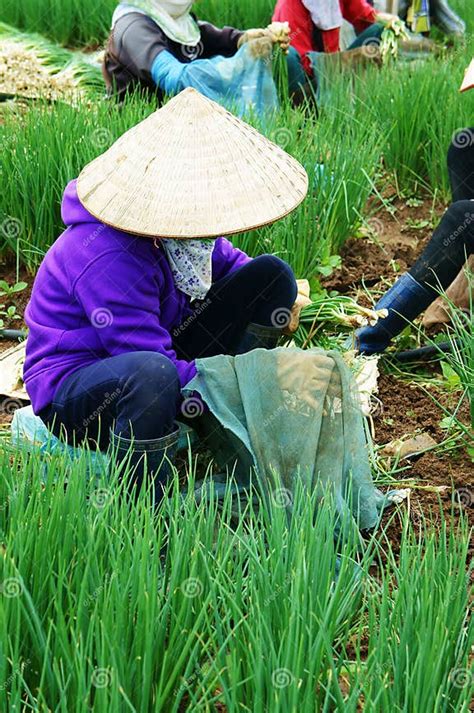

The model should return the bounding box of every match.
[267,21,291,54]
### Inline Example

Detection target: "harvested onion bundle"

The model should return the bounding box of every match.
[380,19,410,64]
[0,22,103,103]
[292,295,388,349]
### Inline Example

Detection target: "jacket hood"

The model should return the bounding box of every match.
[61,179,99,227]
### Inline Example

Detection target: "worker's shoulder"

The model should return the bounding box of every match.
[51,221,148,275]
[114,11,168,46]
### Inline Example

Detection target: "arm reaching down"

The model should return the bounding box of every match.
[150,49,228,95]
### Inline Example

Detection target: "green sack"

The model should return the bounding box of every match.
[184,347,394,531]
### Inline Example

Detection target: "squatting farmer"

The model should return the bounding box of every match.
[103,0,291,103]
[272,0,399,82]
[23,88,309,504]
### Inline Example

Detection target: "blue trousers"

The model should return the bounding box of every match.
[40,255,297,449]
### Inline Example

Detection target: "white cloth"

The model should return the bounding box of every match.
[301,0,343,30]
[112,0,201,45]
[161,239,214,301]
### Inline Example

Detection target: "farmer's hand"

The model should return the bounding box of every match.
[284,281,312,335]
[267,21,291,54]
[375,11,399,28]
[247,36,274,59]
[238,28,270,48]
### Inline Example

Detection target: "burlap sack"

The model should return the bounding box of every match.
[422,256,473,327]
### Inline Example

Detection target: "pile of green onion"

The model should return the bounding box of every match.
[292,295,388,349]
[380,18,411,64]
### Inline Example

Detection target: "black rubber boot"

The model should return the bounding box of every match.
[234,322,282,355]
[110,427,179,505]
[355,273,435,355]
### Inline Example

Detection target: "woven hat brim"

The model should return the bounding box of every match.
[77,88,309,239]
[77,184,309,239]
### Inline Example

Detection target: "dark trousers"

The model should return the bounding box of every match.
[40,255,297,448]
[410,130,474,292]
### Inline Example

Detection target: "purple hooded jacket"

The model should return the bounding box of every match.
[24,180,251,414]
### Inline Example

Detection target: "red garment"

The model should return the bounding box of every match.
[273,0,377,73]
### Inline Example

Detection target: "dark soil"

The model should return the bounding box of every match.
[322,193,473,539]
[322,194,442,294]
[0,263,30,334]
[375,374,473,552]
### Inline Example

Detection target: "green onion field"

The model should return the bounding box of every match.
[0,0,473,710]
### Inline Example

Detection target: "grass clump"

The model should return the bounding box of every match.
[0,444,472,710]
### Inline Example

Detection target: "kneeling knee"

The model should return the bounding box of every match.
[253,254,297,293]
[446,200,474,231]
[440,201,474,250]
[123,352,180,396]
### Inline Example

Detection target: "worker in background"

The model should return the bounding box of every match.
[397,0,465,37]
[354,58,473,354]
[103,0,290,103]
[273,0,399,86]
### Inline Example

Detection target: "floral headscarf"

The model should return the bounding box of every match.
[161,239,215,301]
[112,0,201,45]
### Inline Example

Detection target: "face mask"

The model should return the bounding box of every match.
[161,239,215,301]
[112,1,200,45]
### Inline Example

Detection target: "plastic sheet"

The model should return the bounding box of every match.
[158,41,279,117]
[10,406,195,481]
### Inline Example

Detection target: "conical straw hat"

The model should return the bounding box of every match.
[77,88,309,239]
